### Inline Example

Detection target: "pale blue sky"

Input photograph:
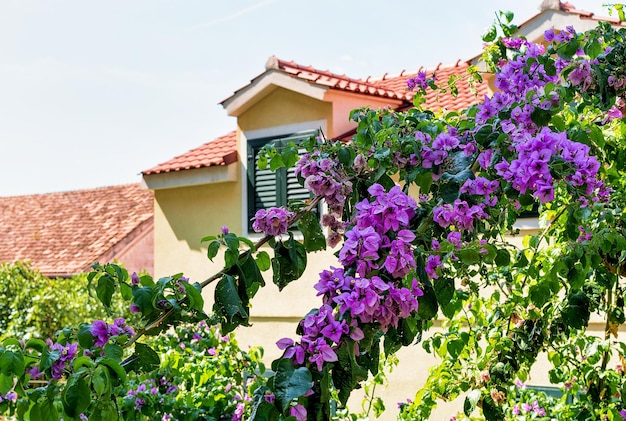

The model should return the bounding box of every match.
[0,0,608,196]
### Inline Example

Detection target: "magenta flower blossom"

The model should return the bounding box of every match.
[425,255,441,279]
[290,404,307,421]
[251,207,294,236]
[90,320,110,347]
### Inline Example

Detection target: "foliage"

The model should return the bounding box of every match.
[0,262,133,341]
[119,321,263,421]
[3,8,626,421]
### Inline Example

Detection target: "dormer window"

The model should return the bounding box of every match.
[246,130,318,230]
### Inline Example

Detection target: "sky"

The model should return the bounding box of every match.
[0,0,610,196]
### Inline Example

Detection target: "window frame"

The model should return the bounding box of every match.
[245,128,319,232]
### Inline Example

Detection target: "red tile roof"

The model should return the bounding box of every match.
[142,131,237,175]
[558,1,626,25]
[259,56,489,110]
[369,60,489,111]
[265,56,412,101]
[0,184,153,276]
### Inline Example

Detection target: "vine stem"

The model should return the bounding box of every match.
[124,194,325,348]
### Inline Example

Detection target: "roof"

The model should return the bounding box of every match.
[224,56,488,110]
[142,131,237,175]
[557,1,626,25]
[370,60,488,111]
[0,184,153,276]
[146,0,616,177]
[147,60,487,176]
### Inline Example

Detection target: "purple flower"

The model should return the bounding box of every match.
[131,272,140,286]
[221,225,229,234]
[251,207,294,236]
[425,255,441,279]
[90,320,109,347]
[406,70,430,91]
[290,404,307,421]
[129,303,140,313]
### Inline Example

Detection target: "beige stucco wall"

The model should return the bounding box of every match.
[238,87,332,135]
[152,177,241,283]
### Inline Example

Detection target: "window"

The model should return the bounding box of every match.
[246,130,318,230]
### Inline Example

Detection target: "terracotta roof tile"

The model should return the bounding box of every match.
[370,60,489,111]
[558,1,625,24]
[0,184,153,276]
[268,57,411,101]
[267,56,488,110]
[142,131,237,175]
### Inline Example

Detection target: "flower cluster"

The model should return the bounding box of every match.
[251,207,294,237]
[277,184,423,373]
[295,152,353,245]
[433,200,488,232]
[511,400,546,417]
[46,340,78,380]
[0,391,17,404]
[406,70,431,91]
[340,184,418,277]
[90,318,135,347]
[493,126,605,203]
[126,376,178,412]
[472,31,609,206]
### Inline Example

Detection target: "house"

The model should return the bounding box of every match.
[0,184,154,277]
[141,2,624,418]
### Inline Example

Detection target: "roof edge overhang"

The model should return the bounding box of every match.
[516,9,605,43]
[142,163,238,191]
[221,70,329,117]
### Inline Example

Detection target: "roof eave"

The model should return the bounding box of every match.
[221,70,329,117]
[142,162,238,191]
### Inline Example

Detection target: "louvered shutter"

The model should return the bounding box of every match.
[247,130,318,229]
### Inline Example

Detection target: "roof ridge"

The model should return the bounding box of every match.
[271,56,383,88]
[367,60,470,83]
[0,183,144,199]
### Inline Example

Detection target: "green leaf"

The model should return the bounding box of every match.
[213,275,249,333]
[206,241,221,261]
[0,373,13,395]
[96,274,116,309]
[495,248,510,266]
[237,253,265,298]
[62,372,90,417]
[256,251,271,271]
[482,25,497,42]
[271,235,307,290]
[184,281,204,311]
[562,291,590,329]
[132,287,155,316]
[434,277,455,308]
[273,358,313,412]
[464,390,481,416]
[24,338,47,352]
[123,343,161,374]
[0,350,24,377]
[119,282,133,301]
[29,398,59,421]
[456,248,480,265]
[446,338,465,359]
[224,249,239,269]
[269,154,285,171]
[103,343,123,361]
[72,356,95,371]
[298,211,326,253]
[224,233,240,252]
[99,357,127,384]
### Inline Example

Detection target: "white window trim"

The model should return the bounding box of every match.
[240,120,327,239]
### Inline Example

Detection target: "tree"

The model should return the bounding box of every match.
[3,10,626,421]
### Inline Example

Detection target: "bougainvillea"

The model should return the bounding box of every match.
[3,8,626,421]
